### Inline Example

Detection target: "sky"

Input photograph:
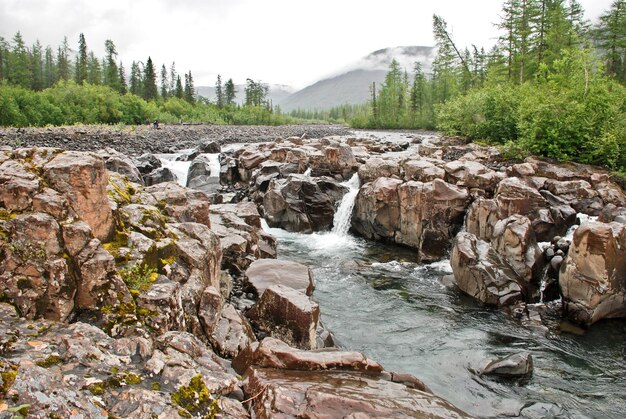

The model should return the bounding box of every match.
[0,0,614,89]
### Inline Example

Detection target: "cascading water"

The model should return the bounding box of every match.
[207,153,221,178]
[156,151,192,187]
[303,168,312,177]
[332,173,360,236]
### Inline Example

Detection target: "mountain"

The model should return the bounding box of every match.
[196,84,296,106]
[278,46,435,111]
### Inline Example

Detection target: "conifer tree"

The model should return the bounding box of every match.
[175,75,184,99]
[104,40,122,92]
[30,40,44,91]
[75,33,88,84]
[8,32,31,88]
[44,46,55,87]
[215,74,224,107]
[118,62,127,94]
[87,51,102,85]
[56,37,71,82]
[595,0,626,82]
[143,56,158,100]
[224,78,236,105]
[160,64,168,99]
[129,61,142,96]
[184,71,195,103]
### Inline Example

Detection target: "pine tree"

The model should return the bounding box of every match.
[215,74,224,107]
[129,61,142,96]
[75,33,88,84]
[87,51,102,84]
[0,37,7,82]
[104,39,122,92]
[7,32,32,88]
[57,37,71,82]
[169,62,177,95]
[175,75,184,99]
[143,56,158,100]
[160,64,168,99]
[118,62,128,94]
[30,40,44,91]
[595,0,626,82]
[43,46,55,87]
[224,78,236,105]
[184,71,195,103]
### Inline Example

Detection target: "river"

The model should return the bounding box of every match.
[163,131,626,418]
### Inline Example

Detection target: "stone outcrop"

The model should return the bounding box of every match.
[560,221,626,325]
[263,174,347,233]
[353,177,468,261]
[234,338,469,418]
[244,259,314,297]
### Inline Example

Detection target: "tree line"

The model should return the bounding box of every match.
[0,32,288,126]
[356,0,626,171]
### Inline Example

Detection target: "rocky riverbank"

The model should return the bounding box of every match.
[0,124,353,156]
[0,125,625,417]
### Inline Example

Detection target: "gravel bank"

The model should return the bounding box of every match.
[0,124,353,155]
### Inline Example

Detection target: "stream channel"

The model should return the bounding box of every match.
[162,131,626,418]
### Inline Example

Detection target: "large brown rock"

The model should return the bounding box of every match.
[403,159,446,182]
[0,159,40,211]
[242,367,469,419]
[43,151,114,241]
[358,157,403,183]
[232,337,383,375]
[244,259,314,297]
[397,179,468,261]
[495,177,547,218]
[352,177,403,241]
[136,280,185,334]
[0,213,75,321]
[451,232,525,306]
[560,221,626,325]
[251,284,320,350]
[144,182,212,227]
[444,160,501,193]
[263,175,347,233]
[491,215,543,283]
[210,303,257,358]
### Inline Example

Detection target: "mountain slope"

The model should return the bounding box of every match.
[279,45,435,111]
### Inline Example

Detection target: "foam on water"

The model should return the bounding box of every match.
[332,173,360,236]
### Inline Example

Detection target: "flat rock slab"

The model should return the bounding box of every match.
[244,259,314,297]
[243,367,470,419]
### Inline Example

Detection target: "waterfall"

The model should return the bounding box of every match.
[332,173,360,236]
[157,154,191,187]
[303,168,312,177]
[207,153,221,178]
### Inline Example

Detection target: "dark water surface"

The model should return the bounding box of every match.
[264,224,626,418]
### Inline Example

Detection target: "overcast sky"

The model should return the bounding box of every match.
[0,0,613,89]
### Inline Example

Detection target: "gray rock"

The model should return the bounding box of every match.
[481,352,533,378]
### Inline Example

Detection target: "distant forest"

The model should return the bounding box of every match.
[0,33,294,126]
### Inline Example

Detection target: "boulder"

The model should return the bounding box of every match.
[0,212,75,321]
[43,151,114,241]
[263,175,347,233]
[465,198,500,241]
[232,337,383,375]
[491,215,543,283]
[210,303,257,358]
[134,153,162,175]
[97,147,143,184]
[560,221,626,325]
[352,177,403,241]
[145,182,212,227]
[443,160,500,193]
[403,159,446,182]
[186,154,220,194]
[451,232,525,306]
[495,177,547,219]
[143,166,176,186]
[242,368,469,419]
[244,259,314,297]
[397,179,468,261]
[544,179,603,214]
[358,157,403,183]
[251,284,320,350]
[481,352,533,378]
[0,159,40,211]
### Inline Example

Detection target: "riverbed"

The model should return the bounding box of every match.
[164,130,626,418]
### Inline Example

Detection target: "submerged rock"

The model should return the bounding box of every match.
[481,352,534,378]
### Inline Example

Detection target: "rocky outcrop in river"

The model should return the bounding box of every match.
[1,124,625,417]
